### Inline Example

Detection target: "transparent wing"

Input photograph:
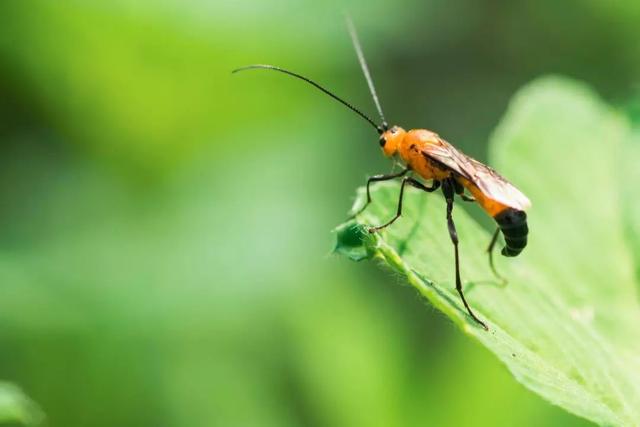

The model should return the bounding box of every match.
[420,139,475,180]
[421,137,531,210]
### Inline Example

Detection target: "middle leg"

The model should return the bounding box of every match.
[443,179,488,330]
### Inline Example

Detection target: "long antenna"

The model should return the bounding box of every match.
[232,64,382,133]
[345,14,388,131]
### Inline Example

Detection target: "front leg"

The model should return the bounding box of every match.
[368,177,439,233]
[350,167,409,217]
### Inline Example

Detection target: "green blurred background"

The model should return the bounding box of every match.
[0,1,638,425]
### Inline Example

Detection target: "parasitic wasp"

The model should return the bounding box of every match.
[233,17,531,330]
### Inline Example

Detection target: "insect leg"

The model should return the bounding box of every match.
[443,179,488,330]
[367,176,434,233]
[351,167,409,217]
[407,178,440,193]
[368,176,410,233]
[453,179,475,202]
[487,227,507,285]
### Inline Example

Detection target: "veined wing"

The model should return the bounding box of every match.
[421,137,531,211]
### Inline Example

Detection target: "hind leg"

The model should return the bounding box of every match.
[487,227,507,285]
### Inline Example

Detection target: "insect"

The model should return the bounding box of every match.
[233,18,530,330]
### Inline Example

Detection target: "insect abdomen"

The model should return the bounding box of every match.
[494,208,528,257]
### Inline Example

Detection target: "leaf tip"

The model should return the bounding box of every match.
[332,220,374,261]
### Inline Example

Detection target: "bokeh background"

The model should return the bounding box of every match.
[0,1,638,426]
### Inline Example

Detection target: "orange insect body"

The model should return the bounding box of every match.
[233,17,532,329]
[458,178,509,218]
[381,126,528,218]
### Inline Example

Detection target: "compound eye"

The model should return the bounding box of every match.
[379,137,386,147]
[390,126,398,134]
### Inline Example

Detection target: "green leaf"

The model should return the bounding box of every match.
[0,382,43,426]
[335,77,640,426]
[621,128,640,286]
[333,222,375,261]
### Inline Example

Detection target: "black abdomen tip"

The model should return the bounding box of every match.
[494,209,528,257]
